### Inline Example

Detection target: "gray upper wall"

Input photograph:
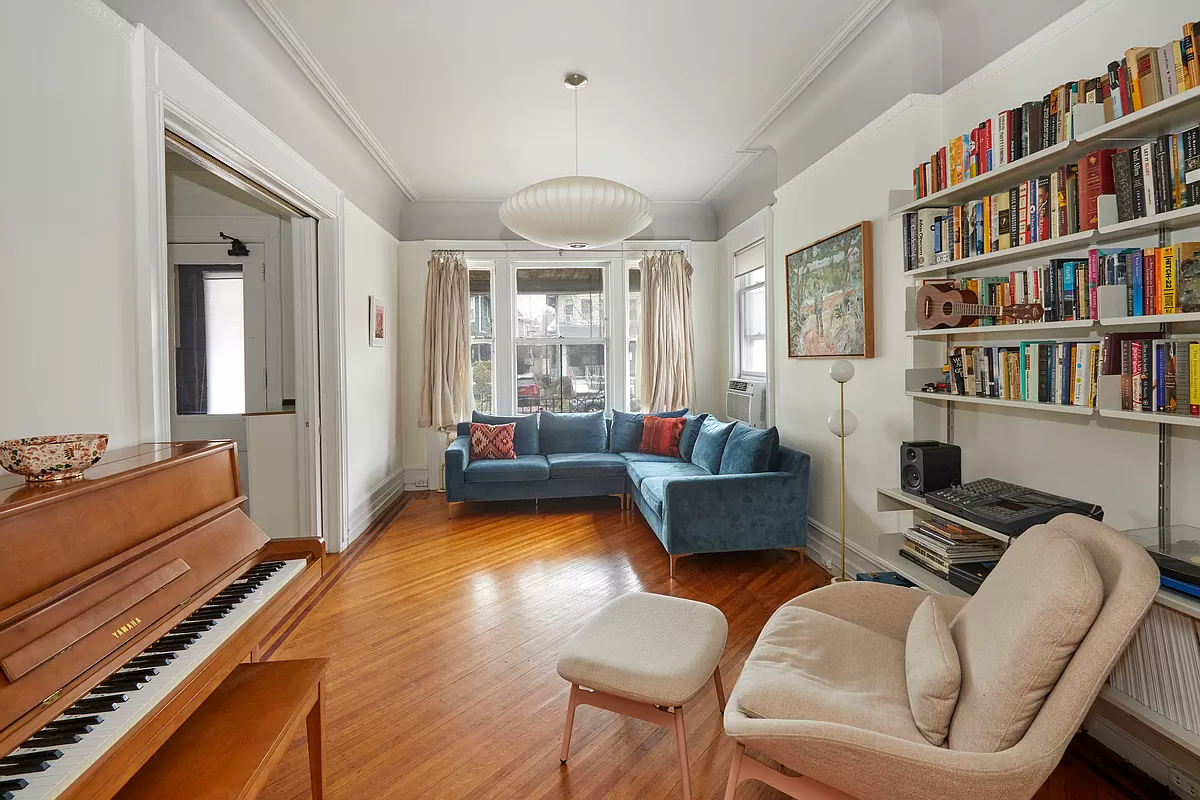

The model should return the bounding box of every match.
[106,0,406,239]
[712,0,1087,238]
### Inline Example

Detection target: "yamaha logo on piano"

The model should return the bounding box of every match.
[112,617,142,639]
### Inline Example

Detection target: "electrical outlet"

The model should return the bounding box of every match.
[414,477,428,488]
[821,557,836,572]
[1171,767,1200,798]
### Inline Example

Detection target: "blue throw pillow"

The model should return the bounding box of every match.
[678,413,709,461]
[607,408,688,453]
[540,410,608,454]
[472,411,539,456]
[719,423,780,474]
[690,417,735,474]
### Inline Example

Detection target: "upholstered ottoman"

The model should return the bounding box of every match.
[557,592,728,800]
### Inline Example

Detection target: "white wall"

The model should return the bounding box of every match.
[0,0,140,446]
[343,201,404,543]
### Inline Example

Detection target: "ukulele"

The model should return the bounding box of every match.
[916,282,1044,330]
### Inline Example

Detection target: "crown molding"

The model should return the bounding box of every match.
[242,0,420,201]
[774,93,941,200]
[78,0,135,40]
[700,0,894,203]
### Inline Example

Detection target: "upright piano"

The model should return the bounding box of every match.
[0,441,324,800]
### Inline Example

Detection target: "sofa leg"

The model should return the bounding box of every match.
[560,683,580,763]
[714,667,726,713]
[673,706,692,800]
[447,501,463,520]
[669,553,692,580]
[723,742,745,800]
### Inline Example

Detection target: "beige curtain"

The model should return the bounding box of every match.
[418,251,470,429]
[637,250,696,412]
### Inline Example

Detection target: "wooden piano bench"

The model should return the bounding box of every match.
[114,658,329,800]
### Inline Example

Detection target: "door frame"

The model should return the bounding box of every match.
[132,27,350,549]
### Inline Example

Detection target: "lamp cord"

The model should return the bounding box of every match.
[574,87,579,177]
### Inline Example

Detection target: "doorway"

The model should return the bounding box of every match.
[164,147,304,531]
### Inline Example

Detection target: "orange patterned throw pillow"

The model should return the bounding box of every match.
[639,415,687,457]
[470,422,516,460]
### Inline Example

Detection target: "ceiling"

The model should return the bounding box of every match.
[260,0,878,203]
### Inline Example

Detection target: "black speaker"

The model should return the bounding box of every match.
[900,441,961,496]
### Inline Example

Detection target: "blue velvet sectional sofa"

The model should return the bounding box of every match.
[444,410,811,575]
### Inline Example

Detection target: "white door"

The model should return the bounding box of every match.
[168,243,268,497]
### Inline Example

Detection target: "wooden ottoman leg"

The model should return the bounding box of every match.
[306,680,327,800]
[673,707,692,800]
[560,683,581,763]
[723,742,745,800]
[714,667,727,713]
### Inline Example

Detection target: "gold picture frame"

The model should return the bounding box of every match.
[784,220,874,359]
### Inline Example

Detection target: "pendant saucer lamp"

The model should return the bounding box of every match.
[499,74,653,249]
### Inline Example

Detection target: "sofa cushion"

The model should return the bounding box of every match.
[640,415,686,457]
[678,413,709,461]
[626,460,707,489]
[540,410,607,455]
[690,418,736,474]
[546,452,628,480]
[732,604,927,744]
[608,408,688,453]
[619,452,681,464]
[719,424,779,475]
[473,411,538,456]
[906,596,961,747]
[463,455,550,483]
[469,422,516,460]
[948,524,1103,753]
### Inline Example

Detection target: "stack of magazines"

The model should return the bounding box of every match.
[899,516,1006,580]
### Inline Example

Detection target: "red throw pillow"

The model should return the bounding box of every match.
[639,415,686,458]
[470,422,516,460]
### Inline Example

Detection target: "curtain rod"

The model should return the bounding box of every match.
[432,248,685,255]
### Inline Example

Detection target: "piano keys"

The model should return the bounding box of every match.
[0,442,323,800]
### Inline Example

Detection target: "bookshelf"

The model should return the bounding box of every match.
[906,319,1095,338]
[876,487,1010,544]
[870,532,968,596]
[881,62,1200,758]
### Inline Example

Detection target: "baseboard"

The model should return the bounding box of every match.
[804,518,878,579]
[348,468,406,544]
[404,466,430,491]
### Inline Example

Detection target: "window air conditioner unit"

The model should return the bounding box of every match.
[726,379,767,429]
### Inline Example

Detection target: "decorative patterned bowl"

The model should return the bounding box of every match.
[0,434,109,483]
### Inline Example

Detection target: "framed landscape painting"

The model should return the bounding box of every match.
[785,221,874,359]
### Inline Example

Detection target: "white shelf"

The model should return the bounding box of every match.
[904,230,1096,279]
[906,319,1095,338]
[906,390,1096,416]
[868,532,968,596]
[876,487,1011,544]
[1098,407,1200,427]
[1078,86,1200,146]
[1098,204,1200,238]
[892,140,1076,216]
[1098,685,1200,755]
[1097,312,1200,327]
[1154,587,1200,620]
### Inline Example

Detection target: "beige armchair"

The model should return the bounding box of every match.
[722,514,1160,800]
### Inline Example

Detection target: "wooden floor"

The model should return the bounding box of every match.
[257,493,1164,800]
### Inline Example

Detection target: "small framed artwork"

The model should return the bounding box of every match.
[370,295,387,347]
[785,220,874,359]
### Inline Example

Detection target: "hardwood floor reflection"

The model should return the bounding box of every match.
[256,493,1157,800]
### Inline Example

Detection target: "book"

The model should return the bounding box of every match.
[1185,127,1200,207]
[1192,343,1200,415]
[1186,22,1200,88]
[1130,46,1164,108]
[1037,174,1051,242]
[1078,149,1116,231]
[1141,142,1157,217]
[1162,246,1178,314]
[1108,61,1126,119]
[1179,242,1200,313]
[1113,148,1135,222]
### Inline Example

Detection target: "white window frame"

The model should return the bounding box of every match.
[625,259,642,412]
[467,261,495,414]
[733,242,768,381]
[510,260,612,414]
